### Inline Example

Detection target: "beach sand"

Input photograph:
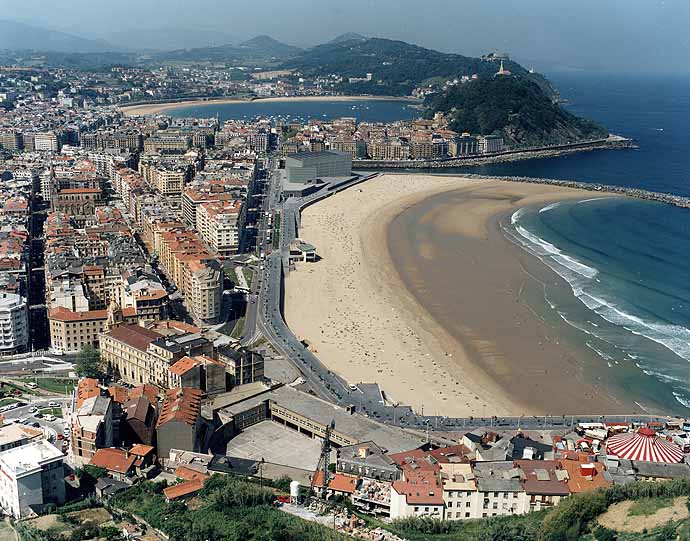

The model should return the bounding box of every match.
[120,95,419,117]
[284,173,635,416]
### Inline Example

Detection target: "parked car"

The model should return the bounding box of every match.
[45,414,56,422]
[48,402,59,408]
[25,382,37,389]
[28,406,38,413]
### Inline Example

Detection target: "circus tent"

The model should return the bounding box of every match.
[606,428,684,463]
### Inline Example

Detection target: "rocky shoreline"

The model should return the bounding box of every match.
[436,172,690,210]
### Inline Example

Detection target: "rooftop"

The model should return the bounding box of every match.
[0,439,63,478]
[90,447,136,474]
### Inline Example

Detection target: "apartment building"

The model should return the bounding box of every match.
[100,324,163,386]
[69,379,114,464]
[217,345,264,387]
[33,131,60,152]
[0,292,29,354]
[48,307,108,355]
[156,387,203,457]
[196,199,243,258]
[185,260,223,325]
[0,440,66,518]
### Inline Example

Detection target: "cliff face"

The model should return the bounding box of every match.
[426,76,607,147]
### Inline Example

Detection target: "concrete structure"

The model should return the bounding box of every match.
[0,292,28,353]
[285,151,352,183]
[0,440,65,519]
[217,346,264,387]
[478,135,504,154]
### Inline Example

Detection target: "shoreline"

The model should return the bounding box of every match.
[284,174,640,416]
[119,95,421,117]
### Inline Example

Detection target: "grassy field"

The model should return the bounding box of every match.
[628,497,674,516]
[0,397,19,407]
[244,268,253,288]
[1,381,36,396]
[20,377,75,395]
[39,407,63,418]
[231,317,246,339]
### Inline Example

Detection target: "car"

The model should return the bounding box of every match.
[57,434,63,440]
[25,382,38,389]
[48,402,59,408]
[28,406,37,413]
[30,422,40,428]
[45,414,56,422]
[33,412,43,418]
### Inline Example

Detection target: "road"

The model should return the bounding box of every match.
[1,396,70,451]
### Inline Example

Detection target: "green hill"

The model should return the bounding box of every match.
[284,37,531,96]
[425,75,607,147]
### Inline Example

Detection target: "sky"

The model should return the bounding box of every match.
[2,0,688,73]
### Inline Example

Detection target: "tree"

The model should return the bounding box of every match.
[75,345,104,379]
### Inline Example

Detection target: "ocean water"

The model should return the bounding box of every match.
[492,74,690,414]
[168,98,419,123]
[448,73,690,194]
[504,197,690,414]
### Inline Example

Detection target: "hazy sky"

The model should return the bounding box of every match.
[3,0,687,73]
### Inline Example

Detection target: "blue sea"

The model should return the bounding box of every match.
[495,73,690,414]
[174,74,690,414]
[168,98,419,124]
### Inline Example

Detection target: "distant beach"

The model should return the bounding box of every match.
[120,95,421,117]
[284,174,641,416]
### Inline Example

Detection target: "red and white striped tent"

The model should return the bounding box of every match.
[606,427,684,463]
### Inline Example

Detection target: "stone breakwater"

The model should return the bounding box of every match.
[438,172,690,210]
[353,137,635,169]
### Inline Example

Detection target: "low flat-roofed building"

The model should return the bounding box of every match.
[215,385,422,454]
[285,150,352,183]
[0,423,43,452]
[0,439,66,518]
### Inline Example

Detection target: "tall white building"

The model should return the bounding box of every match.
[0,439,66,518]
[34,131,60,152]
[0,293,29,354]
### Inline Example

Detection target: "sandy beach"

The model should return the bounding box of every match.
[120,95,420,117]
[284,173,635,416]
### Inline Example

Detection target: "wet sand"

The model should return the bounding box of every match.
[120,95,419,116]
[284,173,636,416]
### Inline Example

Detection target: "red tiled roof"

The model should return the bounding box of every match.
[392,470,444,505]
[163,479,205,500]
[328,473,358,494]
[129,384,159,404]
[156,387,202,428]
[49,307,108,322]
[130,444,155,457]
[90,448,136,474]
[104,324,161,352]
[76,378,101,409]
[169,356,201,377]
[175,465,209,481]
